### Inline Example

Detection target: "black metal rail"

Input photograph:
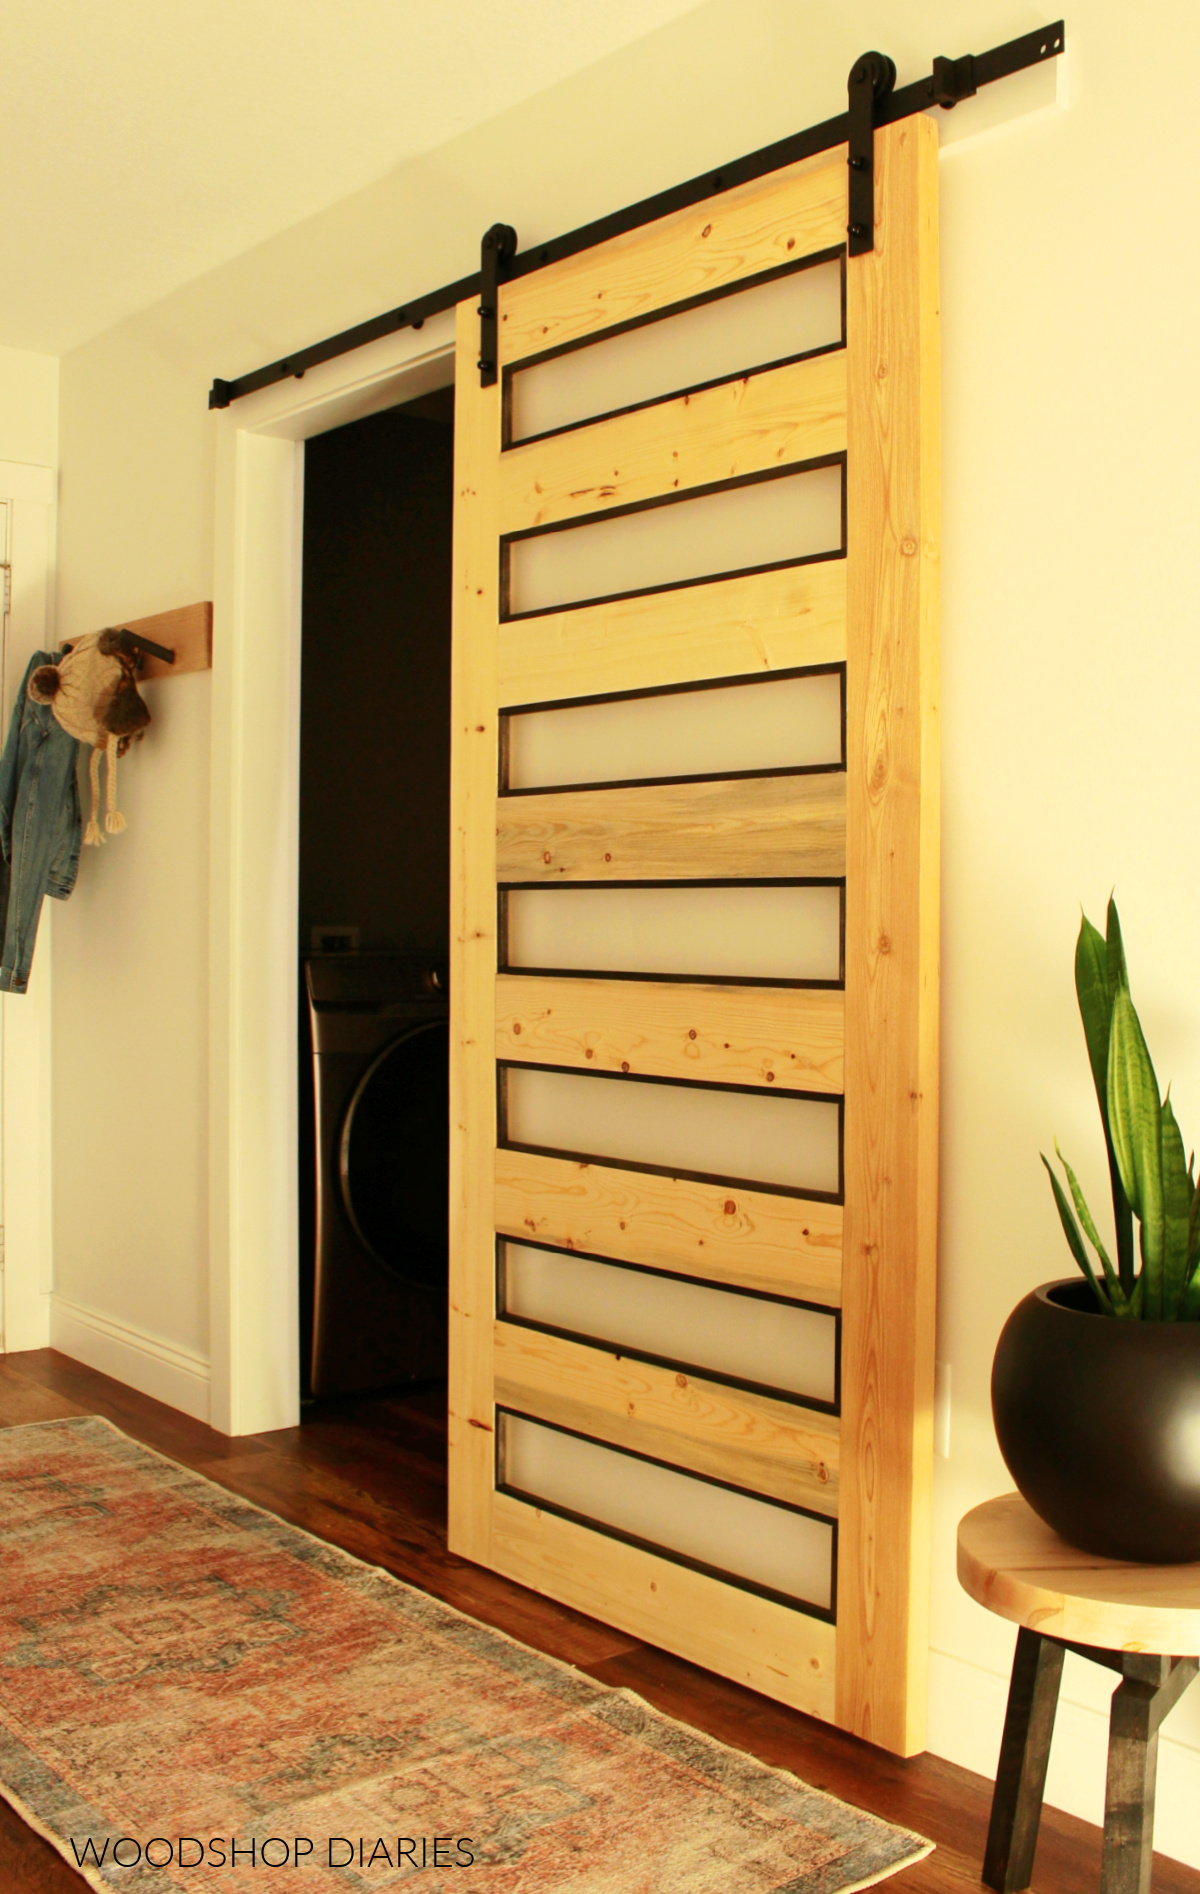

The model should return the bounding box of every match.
[208,21,1063,410]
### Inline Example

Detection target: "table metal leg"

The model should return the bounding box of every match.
[1100,1656,1198,1894]
[983,1626,1065,1892]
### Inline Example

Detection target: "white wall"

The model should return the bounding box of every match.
[0,347,59,469]
[0,347,59,1356]
[48,0,1200,1861]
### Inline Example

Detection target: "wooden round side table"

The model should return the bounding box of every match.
[958,1494,1200,1894]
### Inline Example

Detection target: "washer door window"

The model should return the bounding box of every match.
[339,1020,449,1291]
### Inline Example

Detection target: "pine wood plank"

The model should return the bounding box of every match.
[499,150,847,368]
[490,1488,837,1719]
[496,972,844,1094]
[494,1320,839,1515]
[494,1147,843,1306]
[837,115,941,1757]
[498,560,847,708]
[447,299,503,1565]
[500,353,845,535]
[958,1494,1200,1657]
[496,771,846,882]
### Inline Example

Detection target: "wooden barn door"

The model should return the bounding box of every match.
[449,114,939,1755]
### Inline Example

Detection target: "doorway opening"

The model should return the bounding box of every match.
[297,382,455,1406]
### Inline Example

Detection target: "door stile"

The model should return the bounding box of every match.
[839,113,941,1755]
[447,308,503,1566]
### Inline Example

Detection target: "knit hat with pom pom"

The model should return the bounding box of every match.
[28,630,150,845]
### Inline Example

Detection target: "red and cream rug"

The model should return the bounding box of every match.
[0,1418,931,1890]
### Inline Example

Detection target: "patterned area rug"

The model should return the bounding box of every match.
[0,1418,931,1891]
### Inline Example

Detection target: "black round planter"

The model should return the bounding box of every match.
[992,1278,1200,1563]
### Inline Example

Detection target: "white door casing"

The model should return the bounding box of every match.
[208,318,455,1435]
[0,460,58,1355]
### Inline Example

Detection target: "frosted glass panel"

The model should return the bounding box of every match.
[506,884,842,982]
[510,261,842,443]
[505,1065,840,1195]
[503,1413,833,1610]
[505,1243,837,1403]
[507,463,843,617]
[508,670,841,790]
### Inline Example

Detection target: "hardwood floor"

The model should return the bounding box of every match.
[1,1346,1196,1893]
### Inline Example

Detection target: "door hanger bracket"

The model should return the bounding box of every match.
[928,52,978,110]
[846,51,897,256]
[478,223,519,387]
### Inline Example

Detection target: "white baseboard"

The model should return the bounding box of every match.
[49,1294,210,1425]
[928,1646,1200,1872]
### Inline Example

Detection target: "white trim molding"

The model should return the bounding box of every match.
[50,1292,211,1423]
[208,312,455,1434]
[1,462,58,1355]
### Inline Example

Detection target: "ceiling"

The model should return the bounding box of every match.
[0,0,707,356]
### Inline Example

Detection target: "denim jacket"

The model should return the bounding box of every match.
[0,651,82,993]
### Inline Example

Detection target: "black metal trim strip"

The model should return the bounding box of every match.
[498,1403,837,1525]
[500,1053,840,1106]
[500,964,845,992]
[504,341,845,456]
[499,1310,840,1421]
[500,874,844,888]
[502,454,847,623]
[499,664,846,795]
[498,1052,845,1204]
[496,1232,841,1413]
[503,545,846,628]
[495,1407,838,1622]
[502,450,845,546]
[500,656,845,720]
[209,24,1063,410]
[501,759,844,800]
[497,1229,840,1318]
[498,1136,843,1208]
[498,874,846,988]
[503,246,845,397]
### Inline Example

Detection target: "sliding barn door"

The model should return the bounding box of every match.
[449,114,939,1755]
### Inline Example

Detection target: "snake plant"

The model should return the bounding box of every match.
[1043,898,1200,1320]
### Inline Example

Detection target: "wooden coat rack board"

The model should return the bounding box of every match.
[62,602,212,680]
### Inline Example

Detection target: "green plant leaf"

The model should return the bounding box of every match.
[1075,914,1111,1111]
[1188,1174,1200,1276]
[1108,986,1164,1317]
[1055,1142,1130,1313]
[1162,1093,1191,1320]
[1041,1153,1114,1315]
[1106,895,1130,1000]
[1075,908,1136,1293]
[1182,1255,1200,1321]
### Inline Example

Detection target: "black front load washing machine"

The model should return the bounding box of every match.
[305,954,449,1398]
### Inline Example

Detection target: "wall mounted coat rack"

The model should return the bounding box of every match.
[62,603,212,680]
[208,21,1064,409]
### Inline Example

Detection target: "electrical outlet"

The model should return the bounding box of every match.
[311,924,360,955]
